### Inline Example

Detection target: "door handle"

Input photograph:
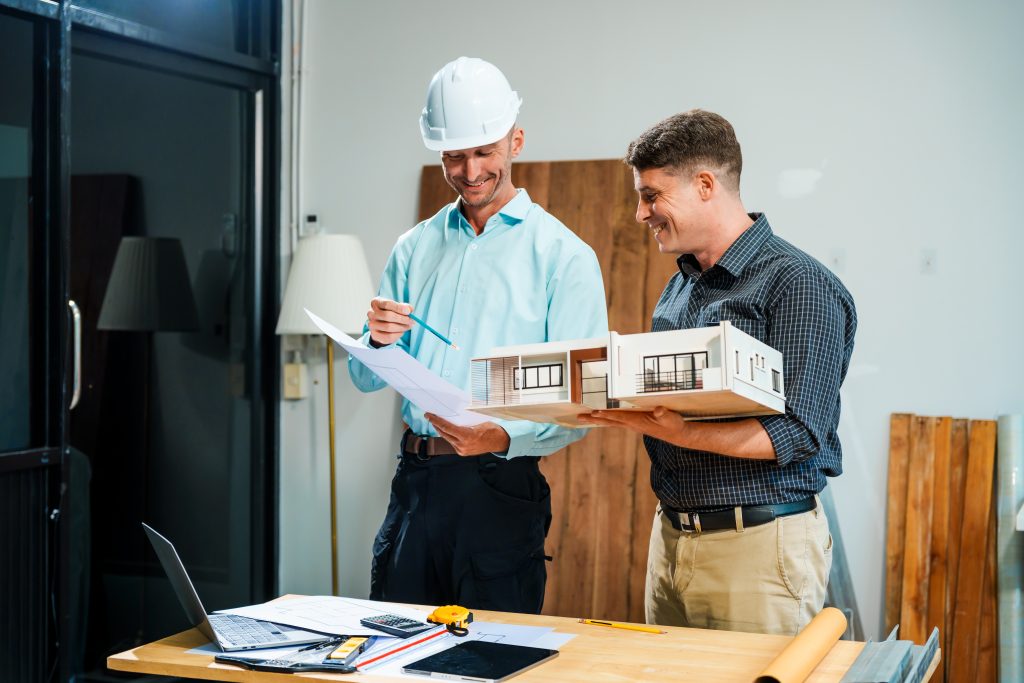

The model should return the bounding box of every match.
[68,299,81,410]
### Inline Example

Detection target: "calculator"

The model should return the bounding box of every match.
[359,613,435,638]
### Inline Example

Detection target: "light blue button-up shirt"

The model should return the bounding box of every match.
[348,188,608,458]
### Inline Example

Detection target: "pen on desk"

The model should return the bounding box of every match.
[578,619,666,634]
[408,312,460,350]
[299,638,342,653]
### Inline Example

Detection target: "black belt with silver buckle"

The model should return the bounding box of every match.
[661,496,816,533]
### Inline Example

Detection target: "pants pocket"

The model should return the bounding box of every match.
[777,511,830,604]
[369,503,402,600]
[466,544,547,614]
[369,461,411,600]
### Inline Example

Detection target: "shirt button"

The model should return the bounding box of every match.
[444,370,451,377]
[451,327,459,334]
[470,244,478,251]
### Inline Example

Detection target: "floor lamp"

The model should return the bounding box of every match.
[97,236,199,641]
[275,233,374,596]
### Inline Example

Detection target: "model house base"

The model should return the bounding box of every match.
[468,322,785,427]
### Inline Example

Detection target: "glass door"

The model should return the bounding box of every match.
[67,33,273,675]
[0,5,68,682]
[0,1,279,678]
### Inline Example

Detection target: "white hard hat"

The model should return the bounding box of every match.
[420,56,522,152]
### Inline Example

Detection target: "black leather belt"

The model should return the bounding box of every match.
[661,496,816,533]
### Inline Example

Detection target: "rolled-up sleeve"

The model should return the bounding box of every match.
[758,266,854,467]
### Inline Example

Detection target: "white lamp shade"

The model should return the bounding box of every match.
[275,234,376,336]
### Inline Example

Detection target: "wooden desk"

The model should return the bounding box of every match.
[109,605,940,682]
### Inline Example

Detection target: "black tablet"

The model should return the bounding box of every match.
[402,640,559,682]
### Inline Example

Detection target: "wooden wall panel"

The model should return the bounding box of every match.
[925,417,951,682]
[949,420,997,682]
[900,416,936,644]
[886,415,1000,682]
[884,413,912,633]
[944,418,969,670]
[418,160,675,621]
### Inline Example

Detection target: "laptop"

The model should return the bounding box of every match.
[142,523,328,651]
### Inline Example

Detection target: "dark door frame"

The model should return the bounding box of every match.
[0,2,281,679]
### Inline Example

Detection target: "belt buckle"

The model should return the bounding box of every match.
[414,436,431,462]
[680,512,701,533]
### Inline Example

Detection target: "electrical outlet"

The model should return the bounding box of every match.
[283,362,308,399]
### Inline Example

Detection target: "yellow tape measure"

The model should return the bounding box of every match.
[427,605,474,637]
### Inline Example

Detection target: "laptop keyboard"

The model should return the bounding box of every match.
[209,614,290,646]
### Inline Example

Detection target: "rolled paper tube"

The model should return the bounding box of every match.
[754,607,848,683]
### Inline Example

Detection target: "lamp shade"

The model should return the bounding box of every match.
[275,234,375,336]
[97,236,199,332]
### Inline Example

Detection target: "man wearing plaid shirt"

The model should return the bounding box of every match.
[581,110,857,636]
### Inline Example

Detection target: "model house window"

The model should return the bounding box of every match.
[750,357,755,381]
[772,369,782,393]
[639,352,708,392]
[735,349,740,374]
[513,363,564,390]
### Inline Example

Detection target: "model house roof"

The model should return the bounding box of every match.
[474,335,610,360]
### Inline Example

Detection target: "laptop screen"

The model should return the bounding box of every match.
[142,522,216,641]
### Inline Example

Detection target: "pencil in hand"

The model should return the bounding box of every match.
[408,312,459,350]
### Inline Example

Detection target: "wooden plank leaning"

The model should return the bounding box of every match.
[899,416,936,645]
[884,413,913,634]
[948,419,997,682]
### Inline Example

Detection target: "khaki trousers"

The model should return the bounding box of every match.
[644,498,832,636]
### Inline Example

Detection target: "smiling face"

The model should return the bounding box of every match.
[441,127,523,213]
[633,166,712,256]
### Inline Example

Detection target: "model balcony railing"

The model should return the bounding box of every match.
[581,375,607,397]
[636,369,702,394]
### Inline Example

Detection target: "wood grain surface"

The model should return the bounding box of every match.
[107,598,941,683]
[900,416,936,644]
[885,415,999,683]
[942,418,969,676]
[884,413,913,634]
[948,419,997,683]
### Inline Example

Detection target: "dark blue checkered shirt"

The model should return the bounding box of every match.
[645,213,857,510]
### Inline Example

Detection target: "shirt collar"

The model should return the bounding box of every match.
[677,213,772,278]
[446,188,531,232]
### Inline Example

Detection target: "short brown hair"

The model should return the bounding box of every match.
[625,110,743,191]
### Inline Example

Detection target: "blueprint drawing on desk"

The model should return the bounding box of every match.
[219,596,427,637]
[306,309,487,426]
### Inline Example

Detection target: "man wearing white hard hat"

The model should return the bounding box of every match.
[348,57,608,613]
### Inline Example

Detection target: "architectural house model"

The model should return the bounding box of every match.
[468,322,785,427]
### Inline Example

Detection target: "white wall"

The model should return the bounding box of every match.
[280,0,1024,637]
[277,2,402,601]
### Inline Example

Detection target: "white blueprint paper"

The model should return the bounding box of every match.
[218,596,429,637]
[305,309,488,426]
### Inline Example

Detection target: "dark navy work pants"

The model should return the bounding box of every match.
[369,449,551,614]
